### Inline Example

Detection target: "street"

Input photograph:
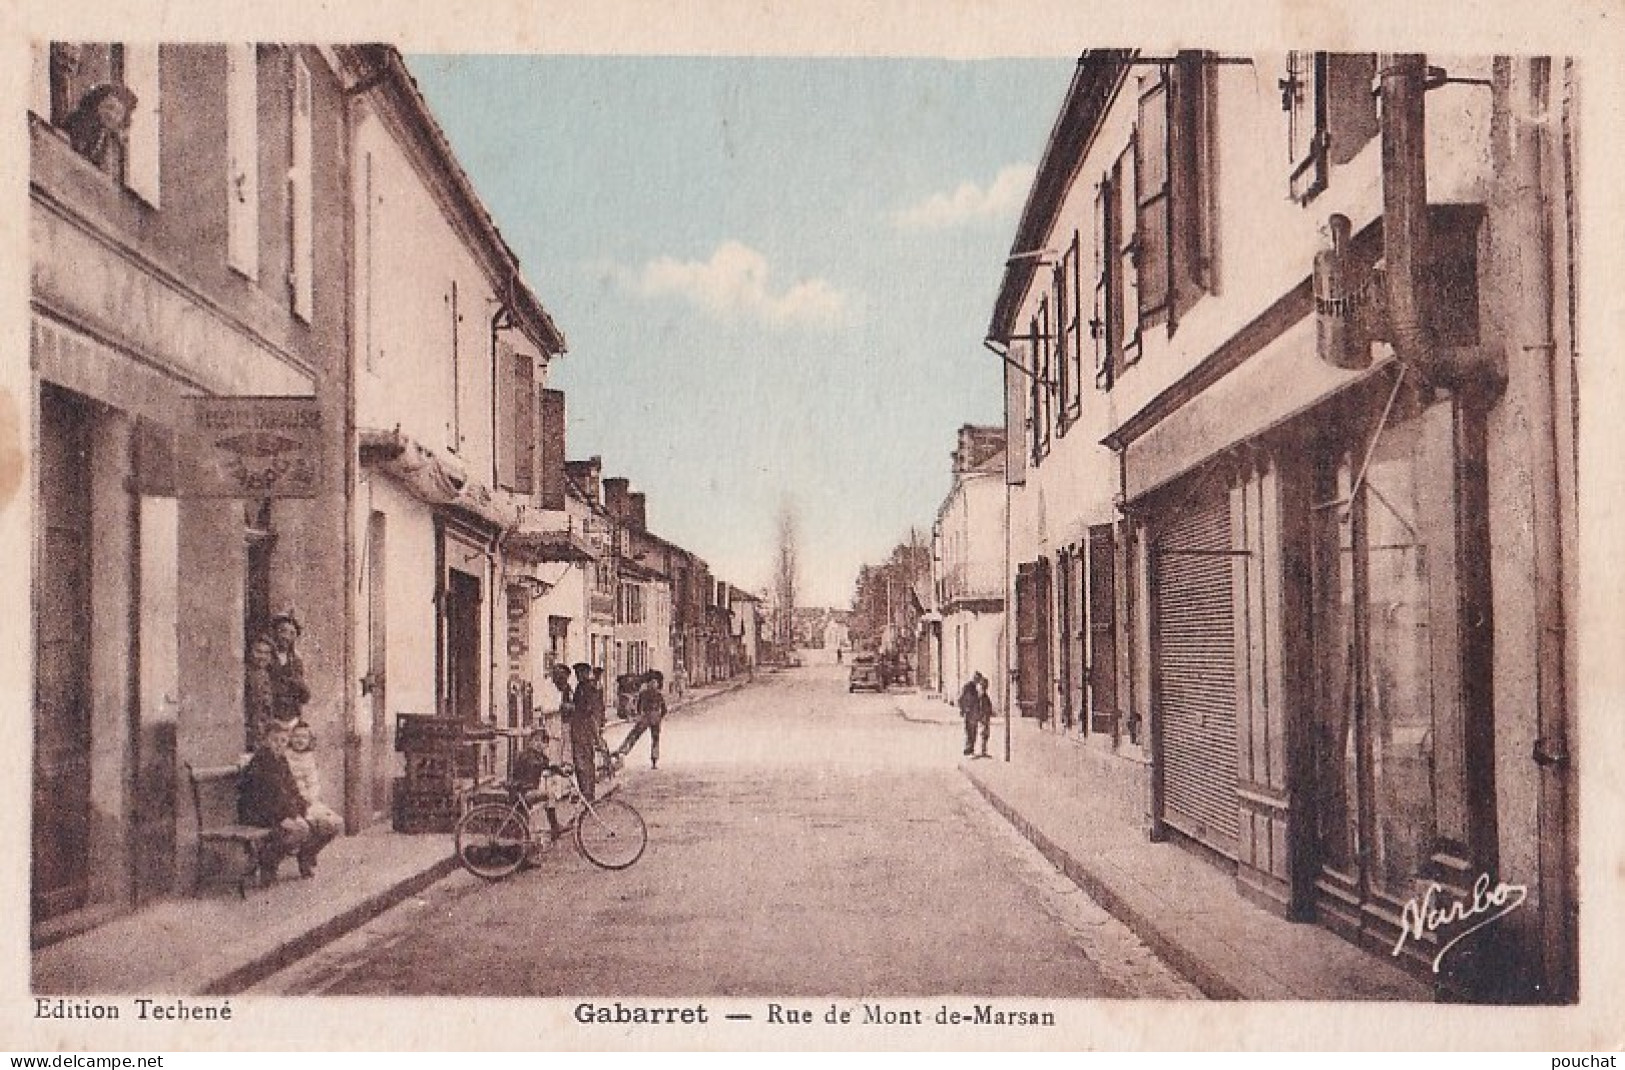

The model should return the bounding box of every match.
[254,664,1199,998]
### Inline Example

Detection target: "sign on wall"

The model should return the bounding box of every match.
[174,396,323,498]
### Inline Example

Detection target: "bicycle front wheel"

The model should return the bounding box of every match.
[574,797,647,870]
[455,803,530,881]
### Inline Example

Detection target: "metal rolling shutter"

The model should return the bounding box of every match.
[1155,494,1240,857]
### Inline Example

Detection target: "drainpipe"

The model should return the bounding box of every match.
[1380,55,1438,382]
[1506,57,1574,1004]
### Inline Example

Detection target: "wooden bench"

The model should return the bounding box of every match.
[185,760,272,898]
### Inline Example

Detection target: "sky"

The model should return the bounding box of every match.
[406,55,1074,606]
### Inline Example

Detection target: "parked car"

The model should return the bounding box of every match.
[848,654,885,693]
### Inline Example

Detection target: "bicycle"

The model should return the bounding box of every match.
[454,761,647,880]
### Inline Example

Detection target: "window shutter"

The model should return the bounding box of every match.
[1325,53,1379,166]
[1286,51,1326,203]
[1067,230,1084,411]
[1169,51,1215,319]
[514,353,536,494]
[1028,316,1043,464]
[1117,144,1141,364]
[537,388,567,510]
[289,53,314,321]
[1053,261,1069,427]
[1134,72,1169,328]
[494,335,516,489]
[123,44,161,206]
[1093,178,1112,390]
[1038,299,1051,451]
[226,44,259,279]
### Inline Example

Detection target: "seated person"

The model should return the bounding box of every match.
[239,720,335,879]
[284,723,344,858]
[509,728,563,838]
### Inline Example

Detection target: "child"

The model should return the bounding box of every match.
[284,722,344,872]
[616,671,668,769]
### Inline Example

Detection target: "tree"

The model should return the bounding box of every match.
[774,501,798,649]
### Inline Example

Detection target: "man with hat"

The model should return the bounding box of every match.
[568,662,606,801]
[959,672,993,758]
[268,609,311,726]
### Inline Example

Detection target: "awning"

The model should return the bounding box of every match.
[505,523,599,563]
[359,427,519,531]
[1112,318,1392,502]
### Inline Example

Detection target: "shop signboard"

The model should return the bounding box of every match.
[173,395,323,498]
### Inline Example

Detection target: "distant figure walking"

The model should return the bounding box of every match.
[616,671,668,769]
[959,672,992,758]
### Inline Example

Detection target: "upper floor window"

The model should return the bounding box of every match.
[1095,52,1218,389]
[1283,52,1378,203]
[46,43,161,205]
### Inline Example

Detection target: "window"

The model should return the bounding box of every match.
[1284,52,1378,204]
[226,44,259,278]
[289,52,314,321]
[1095,53,1219,387]
[47,42,158,201]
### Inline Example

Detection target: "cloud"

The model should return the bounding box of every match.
[893,163,1037,231]
[630,241,847,329]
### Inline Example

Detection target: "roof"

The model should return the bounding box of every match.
[987,51,1131,345]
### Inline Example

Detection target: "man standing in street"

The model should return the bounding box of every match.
[959,672,992,758]
[616,670,668,769]
[570,662,605,800]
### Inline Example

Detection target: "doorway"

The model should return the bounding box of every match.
[444,568,482,724]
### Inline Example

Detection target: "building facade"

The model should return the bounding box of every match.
[28,43,352,940]
[342,45,567,822]
[989,52,1578,1000]
[932,426,1008,708]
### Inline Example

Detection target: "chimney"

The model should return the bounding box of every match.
[628,492,647,532]
[603,477,631,522]
[565,456,602,504]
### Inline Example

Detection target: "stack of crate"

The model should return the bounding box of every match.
[392,713,465,833]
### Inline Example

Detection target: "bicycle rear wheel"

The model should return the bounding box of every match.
[574,797,647,870]
[455,803,530,880]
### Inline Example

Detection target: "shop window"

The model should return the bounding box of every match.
[1284,52,1379,204]
[1309,375,1495,938]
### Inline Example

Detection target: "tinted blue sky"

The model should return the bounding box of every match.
[407,55,1072,605]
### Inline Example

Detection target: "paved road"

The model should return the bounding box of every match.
[255,665,1199,998]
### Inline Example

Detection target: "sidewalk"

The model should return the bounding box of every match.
[32,674,754,996]
[891,690,1433,1002]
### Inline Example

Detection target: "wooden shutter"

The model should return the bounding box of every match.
[1053,261,1069,427]
[290,53,314,321]
[494,336,516,489]
[1037,299,1051,451]
[514,355,536,494]
[1117,145,1141,365]
[123,44,161,206]
[1169,51,1214,320]
[1028,316,1043,465]
[1066,230,1084,413]
[1286,51,1326,203]
[1088,525,1117,735]
[537,388,567,509]
[1154,490,1240,858]
[1015,563,1040,714]
[1093,178,1112,389]
[1325,53,1379,165]
[1134,71,1169,328]
[226,44,259,278]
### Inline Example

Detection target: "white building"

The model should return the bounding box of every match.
[932,426,1008,708]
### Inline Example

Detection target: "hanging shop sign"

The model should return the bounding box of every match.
[174,396,323,498]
